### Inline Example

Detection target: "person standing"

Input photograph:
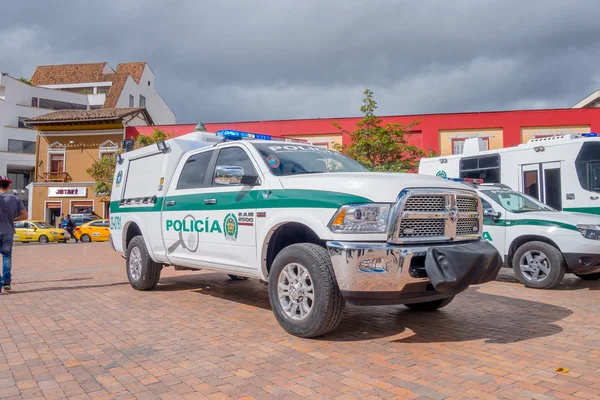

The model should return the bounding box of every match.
[57,214,64,228]
[65,215,78,243]
[0,176,28,293]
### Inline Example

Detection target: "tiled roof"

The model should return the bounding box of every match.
[116,62,146,84]
[25,107,147,124]
[30,63,108,85]
[29,62,149,110]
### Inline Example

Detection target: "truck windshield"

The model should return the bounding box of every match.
[252,143,369,176]
[575,142,600,193]
[481,189,555,213]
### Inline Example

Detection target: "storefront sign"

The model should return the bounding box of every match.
[48,187,87,197]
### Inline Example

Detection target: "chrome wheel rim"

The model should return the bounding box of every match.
[277,263,315,321]
[129,247,142,281]
[39,236,48,243]
[82,235,90,242]
[519,250,550,282]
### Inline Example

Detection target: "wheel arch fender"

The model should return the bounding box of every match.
[122,216,158,262]
[507,234,562,268]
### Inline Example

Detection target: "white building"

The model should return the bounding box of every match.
[0,62,175,208]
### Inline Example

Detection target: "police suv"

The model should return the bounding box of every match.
[109,129,502,338]
[451,178,600,289]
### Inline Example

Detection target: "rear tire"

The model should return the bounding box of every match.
[81,234,91,243]
[405,296,454,311]
[574,273,600,281]
[512,241,565,289]
[38,235,49,244]
[228,274,248,281]
[268,243,345,338]
[126,236,161,291]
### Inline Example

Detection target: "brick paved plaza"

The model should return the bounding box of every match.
[0,242,599,400]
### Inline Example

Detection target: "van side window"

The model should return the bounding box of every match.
[213,147,258,186]
[176,150,214,190]
[460,154,500,183]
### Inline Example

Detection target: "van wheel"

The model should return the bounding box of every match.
[405,296,454,311]
[268,243,345,338]
[81,234,91,243]
[228,274,248,281]
[38,235,49,244]
[513,241,565,289]
[126,236,161,291]
[574,273,600,281]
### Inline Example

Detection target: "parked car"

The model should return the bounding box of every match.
[14,220,67,243]
[109,129,502,338]
[61,214,100,229]
[449,178,600,289]
[74,219,110,242]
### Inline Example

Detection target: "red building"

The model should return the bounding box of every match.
[126,107,600,156]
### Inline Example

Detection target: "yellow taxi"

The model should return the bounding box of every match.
[14,220,67,243]
[74,219,110,242]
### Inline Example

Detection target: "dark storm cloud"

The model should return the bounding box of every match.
[1,0,599,123]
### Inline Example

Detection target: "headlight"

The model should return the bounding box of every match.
[577,224,600,240]
[50,231,58,235]
[329,204,390,233]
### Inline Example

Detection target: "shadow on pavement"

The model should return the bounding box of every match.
[5,282,128,294]
[495,269,600,291]
[18,277,92,285]
[157,274,572,344]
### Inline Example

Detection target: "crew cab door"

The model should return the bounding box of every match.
[199,145,261,274]
[162,148,217,267]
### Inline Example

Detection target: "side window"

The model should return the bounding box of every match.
[89,221,101,227]
[176,150,214,190]
[23,222,32,229]
[481,199,493,210]
[14,222,24,229]
[101,221,109,227]
[213,147,258,186]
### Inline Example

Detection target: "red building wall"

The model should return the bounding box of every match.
[126,108,600,155]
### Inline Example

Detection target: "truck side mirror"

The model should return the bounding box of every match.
[483,208,501,220]
[215,165,244,185]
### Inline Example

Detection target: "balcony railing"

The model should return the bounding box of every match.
[42,172,72,183]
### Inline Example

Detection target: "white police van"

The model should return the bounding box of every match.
[418,132,600,215]
[109,129,502,338]
[446,177,600,289]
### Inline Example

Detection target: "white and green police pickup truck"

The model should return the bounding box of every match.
[109,130,502,338]
[453,180,600,289]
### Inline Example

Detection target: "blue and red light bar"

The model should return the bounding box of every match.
[443,177,484,184]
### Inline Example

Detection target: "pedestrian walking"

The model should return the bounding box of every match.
[57,214,64,228]
[0,176,28,293]
[65,214,78,243]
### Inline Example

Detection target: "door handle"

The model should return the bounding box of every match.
[166,200,176,206]
[591,196,599,200]
[204,199,217,205]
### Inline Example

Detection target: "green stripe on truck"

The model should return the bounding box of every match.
[563,207,600,215]
[110,189,372,213]
[483,219,578,231]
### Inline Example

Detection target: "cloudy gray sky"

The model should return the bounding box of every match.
[1,0,599,123]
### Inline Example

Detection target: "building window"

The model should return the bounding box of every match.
[38,98,87,110]
[7,170,31,190]
[8,139,35,154]
[129,95,134,107]
[148,80,151,86]
[17,117,31,128]
[99,140,118,159]
[139,95,146,107]
[31,97,38,107]
[49,153,65,173]
[451,138,490,155]
[97,86,111,94]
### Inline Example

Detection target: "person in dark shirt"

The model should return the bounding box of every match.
[65,215,79,243]
[0,176,28,293]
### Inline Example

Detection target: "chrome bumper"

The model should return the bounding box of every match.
[326,240,483,305]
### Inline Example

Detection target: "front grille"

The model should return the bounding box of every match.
[457,218,479,236]
[390,190,482,243]
[457,196,478,212]
[403,195,445,212]
[398,219,445,237]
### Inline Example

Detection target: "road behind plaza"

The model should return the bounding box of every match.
[0,242,599,399]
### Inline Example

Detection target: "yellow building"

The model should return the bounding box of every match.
[26,108,152,224]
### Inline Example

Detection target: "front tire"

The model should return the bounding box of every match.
[81,234,91,243]
[405,296,454,311]
[126,236,161,291]
[513,241,565,289]
[268,243,345,338]
[38,235,49,244]
[574,273,600,281]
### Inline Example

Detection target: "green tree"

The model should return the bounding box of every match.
[87,128,172,196]
[333,89,434,172]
